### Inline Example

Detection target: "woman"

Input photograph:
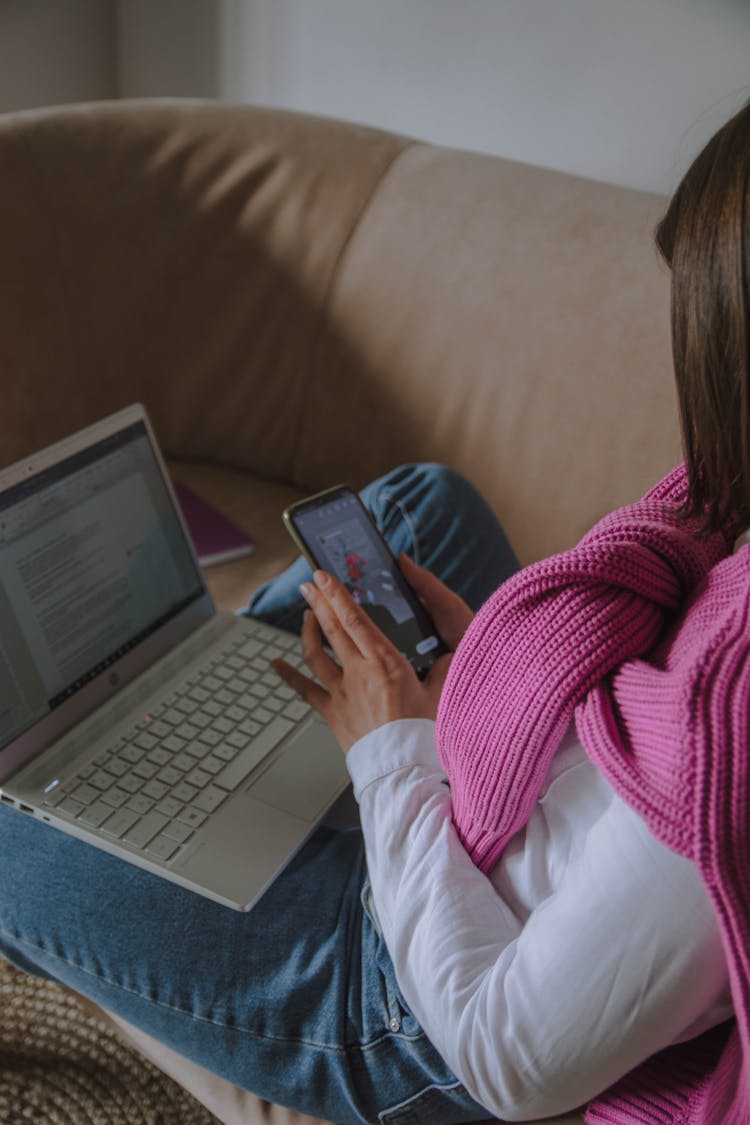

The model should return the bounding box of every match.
[2,102,748,1123]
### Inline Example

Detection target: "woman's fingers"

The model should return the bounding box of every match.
[301,571,398,663]
[299,607,341,687]
[272,610,340,711]
[299,576,362,662]
[271,656,330,714]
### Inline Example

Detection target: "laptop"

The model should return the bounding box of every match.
[0,404,350,910]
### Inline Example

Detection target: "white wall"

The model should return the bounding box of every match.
[116,0,220,100]
[208,0,750,195]
[2,1,749,196]
[118,0,750,197]
[0,0,116,112]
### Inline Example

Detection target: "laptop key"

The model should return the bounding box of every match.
[284,700,310,721]
[90,769,118,791]
[190,712,212,729]
[227,731,250,750]
[132,760,158,781]
[148,747,172,767]
[162,735,186,753]
[101,788,130,810]
[57,795,85,818]
[213,744,239,763]
[213,717,294,793]
[160,709,183,727]
[158,765,183,787]
[142,779,169,801]
[173,781,199,804]
[72,782,101,806]
[192,786,228,815]
[200,754,225,775]
[199,729,222,747]
[121,745,145,764]
[123,811,169,849]
[149,720,172,739]
[118,774,143,795]
[145,834,180,862]
[126,794,155,816]
[78,801,113,829]
[176,806,208,829]
[158,796,184,819]
[186,767,212,789]
[101,808,140,839]
[102,757,129,778]
[184,741,208,760]
[171,752,196,773]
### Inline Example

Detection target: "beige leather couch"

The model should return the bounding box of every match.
[0,99,682,1125]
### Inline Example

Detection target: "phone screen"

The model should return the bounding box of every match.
[286,487,447,678]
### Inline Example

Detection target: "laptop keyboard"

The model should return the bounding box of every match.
[42,624,311,865]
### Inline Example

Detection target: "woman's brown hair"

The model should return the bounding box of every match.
[656,98,750,535]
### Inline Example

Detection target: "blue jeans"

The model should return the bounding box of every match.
[0,465,519,1125]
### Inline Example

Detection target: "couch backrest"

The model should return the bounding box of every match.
[0,100,680,563]
[0,99,409,475]
[301,145,681,561]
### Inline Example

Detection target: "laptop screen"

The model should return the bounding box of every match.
[0,421,204,752]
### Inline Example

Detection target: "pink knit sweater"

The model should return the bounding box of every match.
[436,466,749,1124]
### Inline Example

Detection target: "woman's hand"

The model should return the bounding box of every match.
[270,565,469,753]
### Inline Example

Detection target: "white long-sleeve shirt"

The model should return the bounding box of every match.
[346,719,732,1122]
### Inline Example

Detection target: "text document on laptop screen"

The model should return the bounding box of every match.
[0,422,204,752]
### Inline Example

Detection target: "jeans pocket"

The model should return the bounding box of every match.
[360,878,419,1038]
[379,1079,483,1124]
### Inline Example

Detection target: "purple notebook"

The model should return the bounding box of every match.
[174,483,255,568]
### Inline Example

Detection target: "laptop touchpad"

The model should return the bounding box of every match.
[250,723,348,822]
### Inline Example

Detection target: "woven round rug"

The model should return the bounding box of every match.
[0,956,219,1124]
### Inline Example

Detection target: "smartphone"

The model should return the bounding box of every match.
[283,485,448,679]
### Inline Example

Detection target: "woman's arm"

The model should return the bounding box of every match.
[272,569,731,1120]
[349,719,732,1121]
